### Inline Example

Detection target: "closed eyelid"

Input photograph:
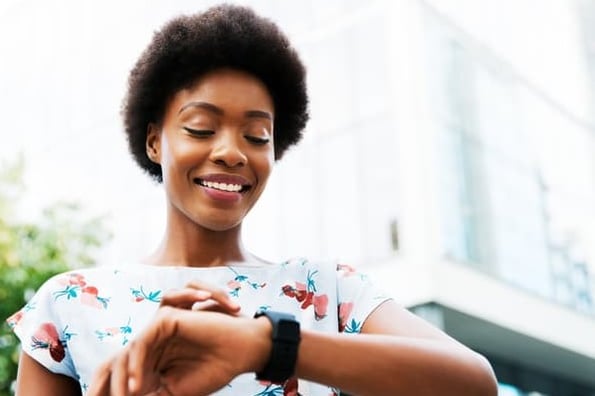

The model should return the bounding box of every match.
[244,135,270,145]
[183,126,214,136]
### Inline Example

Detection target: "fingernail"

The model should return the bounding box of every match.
[128,377,137,392]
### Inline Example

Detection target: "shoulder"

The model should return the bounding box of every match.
[34,266,123,296]
[41,265,123,284]
[21,265,159,315]
[277,257,373,285]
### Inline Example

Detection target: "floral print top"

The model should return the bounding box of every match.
[8,258,391,395]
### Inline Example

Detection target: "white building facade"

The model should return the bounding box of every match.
[255,1,595,395]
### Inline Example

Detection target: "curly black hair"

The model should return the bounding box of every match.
[122,4,309,182]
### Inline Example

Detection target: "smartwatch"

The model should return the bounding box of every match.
[254,310,301,383]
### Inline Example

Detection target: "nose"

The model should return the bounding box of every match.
[209,132,247,168]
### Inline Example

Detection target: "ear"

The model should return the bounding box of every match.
[146,123,162,164]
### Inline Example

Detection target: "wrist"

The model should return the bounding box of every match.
[242,316,273,374]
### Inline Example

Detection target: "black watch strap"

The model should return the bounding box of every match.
[254,310,301,383]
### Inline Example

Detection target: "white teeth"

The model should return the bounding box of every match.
[201,180,243,192]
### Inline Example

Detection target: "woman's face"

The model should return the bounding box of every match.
[147,68,275,231]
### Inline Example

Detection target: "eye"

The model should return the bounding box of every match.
[244,135,270,145]
[183,127,214,137]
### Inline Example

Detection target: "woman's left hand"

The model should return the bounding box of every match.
[160,280,241,314]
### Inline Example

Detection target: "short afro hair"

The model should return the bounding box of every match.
[122,4,309,182]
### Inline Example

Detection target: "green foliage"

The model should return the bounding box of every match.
[0,159,110,395]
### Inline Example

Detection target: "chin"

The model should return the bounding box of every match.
[197,217,243,232]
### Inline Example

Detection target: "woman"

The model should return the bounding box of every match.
[9,4,497,396]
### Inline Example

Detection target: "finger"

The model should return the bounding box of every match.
[127,340,147,395]
[87,356,116,396]
[110,351,130,396]
[186,280,241,312]
[128,309,174,395]
[160,289,212,309]
[191,300,241,316]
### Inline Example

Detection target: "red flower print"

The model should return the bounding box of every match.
[282,283,311,307]
[295,282,309,304]
[83,286,98,294]
[227,267,266,297]
[31,322,66,362]
[95,317,132,345]
[105,327,121,335]
[284,282,310,302]
[337,264,357,276]
[60,273,87,287]
[130,286,162,303]
[257,377,298,394]
[281,270,327,321]
[338,302,354,332]
[313,294,328,320]
[54,280,110,309]
[81,286,100,307]
[301,291,314,309]
[281,284,295,297]
[6,310,23,328]
[284,377,299,396]
[80,286,110,309]
[295,281,307,292]
[227,280,241,290]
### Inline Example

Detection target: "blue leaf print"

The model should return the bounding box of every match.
[53,285,80,300]
[344,318,362,334]
[253,384,284,396]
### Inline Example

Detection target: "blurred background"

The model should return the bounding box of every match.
[1,0,594,395]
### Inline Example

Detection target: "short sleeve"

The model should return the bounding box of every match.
[6,273,77,379]
[336,264,392,334]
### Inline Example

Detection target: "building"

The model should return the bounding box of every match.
[249,1,595,394]
[1,0,594,394]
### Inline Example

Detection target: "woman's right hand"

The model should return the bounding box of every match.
[160,280,241,315]
[87,307,272,396]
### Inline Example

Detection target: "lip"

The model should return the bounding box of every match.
[193,173,253,202]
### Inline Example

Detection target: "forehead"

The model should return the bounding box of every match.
[167,68,275,117]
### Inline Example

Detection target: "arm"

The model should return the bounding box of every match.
[88,301,496,396]
[16,352,82,396]
[296,300,498,396]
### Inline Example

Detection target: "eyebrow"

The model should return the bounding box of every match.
[178,101,273,121]
[245,110,273,121]
[178,101,223,115]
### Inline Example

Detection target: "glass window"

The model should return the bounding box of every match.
[425,12,558,298]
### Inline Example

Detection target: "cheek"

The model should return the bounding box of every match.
[160,144,205,190]
[164,141,206,171]
[258,154,274,181]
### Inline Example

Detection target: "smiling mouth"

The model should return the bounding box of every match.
[194,178,251,193]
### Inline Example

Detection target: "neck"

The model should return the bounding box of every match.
[145,210,249,268]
